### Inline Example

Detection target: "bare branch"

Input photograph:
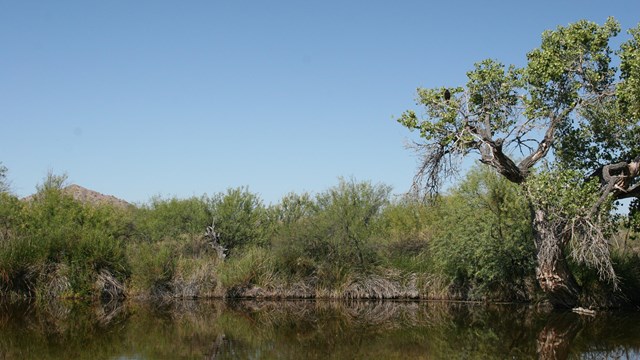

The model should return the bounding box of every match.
[568,214,618,288]
[407,141,458,199]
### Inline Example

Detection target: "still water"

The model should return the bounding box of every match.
[0,299,639,359]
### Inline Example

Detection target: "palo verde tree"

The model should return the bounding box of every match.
[397,18,640,308]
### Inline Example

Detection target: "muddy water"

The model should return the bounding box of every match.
[0,300,639,359]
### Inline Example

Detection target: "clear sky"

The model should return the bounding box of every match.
[1,1,639,205]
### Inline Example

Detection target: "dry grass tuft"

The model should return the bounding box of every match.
[37,264,71,299]
[94,269,125,301]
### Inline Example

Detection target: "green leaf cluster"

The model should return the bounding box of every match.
[466,59,523,132]
[526,167,604,222]
[616,24,640,119]
[526,18,619,116]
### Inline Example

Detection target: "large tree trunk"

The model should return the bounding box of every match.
[532,209,581,308]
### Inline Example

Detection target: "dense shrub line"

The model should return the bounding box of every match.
[1,170,638,303]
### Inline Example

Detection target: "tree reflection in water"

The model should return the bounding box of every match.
[0,299,639,359]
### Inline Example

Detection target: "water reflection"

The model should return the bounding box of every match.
[0,299,639,359]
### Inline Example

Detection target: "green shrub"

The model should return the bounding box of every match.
[0,175,132,298]
[271,192,316,225]
[0,193,29,290]
[0,192,23,241]
[271,179,391,286]
[313,178,391,271]
[271,216,318,279]
[430,167,535,299]
[377,198,434,273]
[210,187,269,252]
[134,196,211,242]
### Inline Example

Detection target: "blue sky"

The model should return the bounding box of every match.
[1,1,639,204]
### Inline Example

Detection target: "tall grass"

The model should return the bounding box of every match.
[217,246,276,290]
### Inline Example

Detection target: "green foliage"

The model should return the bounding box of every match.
[271,192,316,225]
[526,166,618,285]
[271,179,391,286]
[0,176,132,297]
[550,21,640,171]
[36,171,69,194]
[630,199,640,234]
[617,24,640,120]
[135,196,211,242]
[526,167,605,223]
[397,85,468,156]
[127,241,175,293]
[2,167,638,302]
[217,246,274,288]
[430,167,535,298]
[0,192,24,241]
[268,192,318,279]
[525,18,619,116]
[612,253,640,304]
[210,187,269,252]
[314,178,391,269]
[377,198,432,273]
[397,18,631,170]
[270,218,316,280]
[126,222,224,296]
[396,59,524,159]
[466,59,523,132]
[555,98,636,171]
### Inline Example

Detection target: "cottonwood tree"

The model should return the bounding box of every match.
[397,18,640,308]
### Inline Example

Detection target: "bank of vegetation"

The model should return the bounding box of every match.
[1,167,638,307]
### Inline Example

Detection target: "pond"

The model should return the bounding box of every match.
[0,299,639,359]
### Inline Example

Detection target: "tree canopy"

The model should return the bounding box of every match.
[398,17,639,199]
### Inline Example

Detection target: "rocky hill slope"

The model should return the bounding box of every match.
[23,184,131,208]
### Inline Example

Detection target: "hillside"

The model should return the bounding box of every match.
[23,184,131,208]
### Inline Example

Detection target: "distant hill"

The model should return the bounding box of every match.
[23,184,131,209]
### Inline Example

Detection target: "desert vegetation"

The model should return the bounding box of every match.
[1,165,639,308]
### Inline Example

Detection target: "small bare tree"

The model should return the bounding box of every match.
[204,222,227,260]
